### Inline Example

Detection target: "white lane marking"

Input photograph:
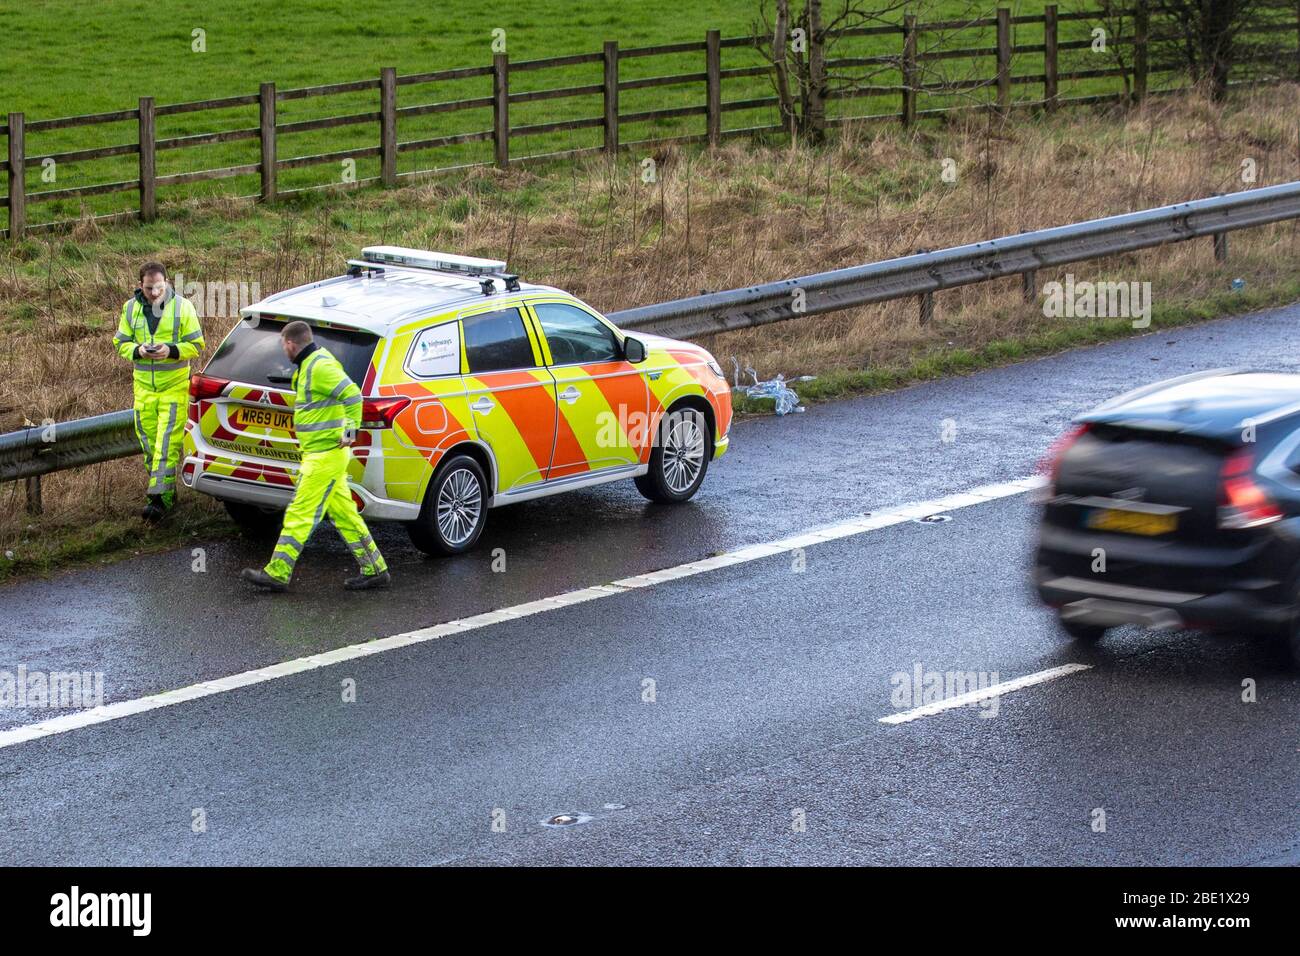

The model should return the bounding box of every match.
[878,663,1093,725]
[0,475,1044,751]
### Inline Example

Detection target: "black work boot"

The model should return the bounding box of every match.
[345,570,391,591]
[240,568,288,592]
[141,496,165,523]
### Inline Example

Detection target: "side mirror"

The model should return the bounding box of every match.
[624,336,646,364]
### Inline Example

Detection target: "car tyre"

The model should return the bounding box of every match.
[224,500,282,542]
[635,405,710,504]
[407,454,488,556]
[1286,610,1300,669]
[1057,613,1107,643]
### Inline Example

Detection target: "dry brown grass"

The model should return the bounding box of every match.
[2,84,1299,557]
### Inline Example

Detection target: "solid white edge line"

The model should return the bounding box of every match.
[0,474,1045,751]
[877,663,1094,725]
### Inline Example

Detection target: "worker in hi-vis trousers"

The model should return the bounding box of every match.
[240,321,390,592]
[113,261,204,522]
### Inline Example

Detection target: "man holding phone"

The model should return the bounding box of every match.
[113,261,204,522]
[240,321,389,592]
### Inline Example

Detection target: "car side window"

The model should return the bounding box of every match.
[405,320,461,378]
[534,302,621,365]
[462,308,536,373]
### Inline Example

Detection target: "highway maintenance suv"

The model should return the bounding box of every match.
[182,247,733,555]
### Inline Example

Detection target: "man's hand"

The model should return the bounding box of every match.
[141,343,168,359]
[339,430,357,448]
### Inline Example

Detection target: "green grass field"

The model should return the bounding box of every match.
[4,0,1194,227]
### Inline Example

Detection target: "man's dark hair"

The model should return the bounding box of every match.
[281,321,314,346]
[138,261,167,282]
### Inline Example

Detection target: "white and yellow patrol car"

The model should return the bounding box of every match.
[182,247,733,554]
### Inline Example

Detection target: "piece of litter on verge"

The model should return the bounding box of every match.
[731,361,814,415]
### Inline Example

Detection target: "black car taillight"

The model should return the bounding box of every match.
[1217,448,1282,530]
[361,396,410,429]
[1038,423,1091,493]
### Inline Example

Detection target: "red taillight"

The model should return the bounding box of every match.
[1218,448,1282,530]
[190,374,229,401]
[361,396,410,429]
[1038,423,1091,490]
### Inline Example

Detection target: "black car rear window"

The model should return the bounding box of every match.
[204,318,380,388]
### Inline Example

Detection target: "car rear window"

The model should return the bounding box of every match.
[204,318,380,388]
[463,308,535,373]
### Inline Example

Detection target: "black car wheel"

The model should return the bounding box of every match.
[635,405,710,504]
[224,500,282,542]
[1057,613,1107,643]
[407,454,488,556]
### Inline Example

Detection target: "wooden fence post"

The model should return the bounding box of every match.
[996,8,1011,117]
[1044,6,1059,112]
[380,67,397,186]
[259,82,276,202]
[705,31,721,147]
[138,97,156,222]
[5,113,23,240]
[902,15,918,127]
[493,53,509,169]
[1133,3,1149,103]
[603,41,620,155]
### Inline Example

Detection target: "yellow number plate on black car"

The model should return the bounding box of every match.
[1086,508,1177,536]
[232,406,294,432]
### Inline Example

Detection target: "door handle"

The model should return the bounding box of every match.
[559,386,581,405]
[470,397,494,414]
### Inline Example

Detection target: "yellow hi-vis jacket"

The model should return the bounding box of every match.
[114,290,204,394]
[291,343,364,454]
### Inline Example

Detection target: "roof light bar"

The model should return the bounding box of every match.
[358,246,507,276]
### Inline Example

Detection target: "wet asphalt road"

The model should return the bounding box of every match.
[2,303,1299,865]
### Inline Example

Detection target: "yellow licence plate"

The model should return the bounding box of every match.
[1086,508,1177,536]
[232,406,294,432]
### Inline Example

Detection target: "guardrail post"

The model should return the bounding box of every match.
[138,97,156,222]
[996,8,1011,117]
[919,291,935,325]
[705,32,721,147]
[603,41,620,155]
[1044,6,1058,112]
[5,112,23,240]
[380,67,397,186]
[25,475,41,516]
[914,248,934,324]
[493,53,510,169]
[902,15,917,128]
[1213,231,1228,262]
[259,82,277,202]
[1133,3,1149,103]
[1022,270,1037,303]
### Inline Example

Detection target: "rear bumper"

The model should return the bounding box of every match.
[1034,569,1292,632]
[183,454,419,521]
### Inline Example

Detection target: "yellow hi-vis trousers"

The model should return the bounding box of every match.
[133,384,188,507]
[264,446,387,584]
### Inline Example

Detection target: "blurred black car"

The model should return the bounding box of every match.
[1033,369,1300,664]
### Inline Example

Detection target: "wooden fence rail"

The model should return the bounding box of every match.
[3,3,1298,240]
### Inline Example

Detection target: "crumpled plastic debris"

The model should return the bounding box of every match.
[732,360,815,415]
